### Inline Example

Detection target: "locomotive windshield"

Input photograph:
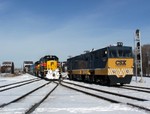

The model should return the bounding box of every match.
[109,47,132,58]
[45,55,58,61]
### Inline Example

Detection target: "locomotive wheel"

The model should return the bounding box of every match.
[120,83,124,86]
[89,75,94,83]
[68,74,72,80]
[81,75,85,81]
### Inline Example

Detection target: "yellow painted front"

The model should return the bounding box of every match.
[47,60,58,71]
[108,58,133,68]
[108,58,133,78]
[94,58,133,78]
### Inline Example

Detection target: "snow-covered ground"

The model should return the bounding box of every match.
[0,73,149,114]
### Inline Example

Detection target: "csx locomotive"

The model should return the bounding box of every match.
[30,55,61,80]
[67,42,133,85]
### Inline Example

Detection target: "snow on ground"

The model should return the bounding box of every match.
[33,85,145,114]
[0,74,149,114]
[0,73,35,86]
[130,76,149,87]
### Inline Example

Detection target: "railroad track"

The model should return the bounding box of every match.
[62,81,147,101]
[0,78,39,88]
[60,80,150,113]
[0,81,51,108]
[25,83,59,114]
[0,78,41,92]
[118,85,150,93]
[123,85,150,90]
[0,81,59,114]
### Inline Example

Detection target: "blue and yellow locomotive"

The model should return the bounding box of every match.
[67,42,133,85]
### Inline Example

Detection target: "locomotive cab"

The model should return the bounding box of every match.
[106,44,133,85]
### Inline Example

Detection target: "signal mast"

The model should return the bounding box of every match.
[134,29,143,82]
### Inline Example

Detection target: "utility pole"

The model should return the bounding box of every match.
[134,29,143,82]
[0,64,1,76]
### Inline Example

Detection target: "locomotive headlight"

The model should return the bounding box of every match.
[126,70,129,73]
[112,70,116,73]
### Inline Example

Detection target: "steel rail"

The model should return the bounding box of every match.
[0,79,41,92]
[62,81,147,101]
[0,82,51,108]
[0,78,39,88]
[60,81,150,113]
[25,83,59,114]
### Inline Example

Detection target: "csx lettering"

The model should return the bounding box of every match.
[115,60,126,65]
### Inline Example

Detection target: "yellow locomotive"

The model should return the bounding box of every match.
[32,55,60,80]
[67,42,133,85]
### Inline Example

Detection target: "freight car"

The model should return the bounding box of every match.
[1,61,14,74]
[67,42,133,85]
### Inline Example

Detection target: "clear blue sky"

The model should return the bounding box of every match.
[0,0,150,68]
